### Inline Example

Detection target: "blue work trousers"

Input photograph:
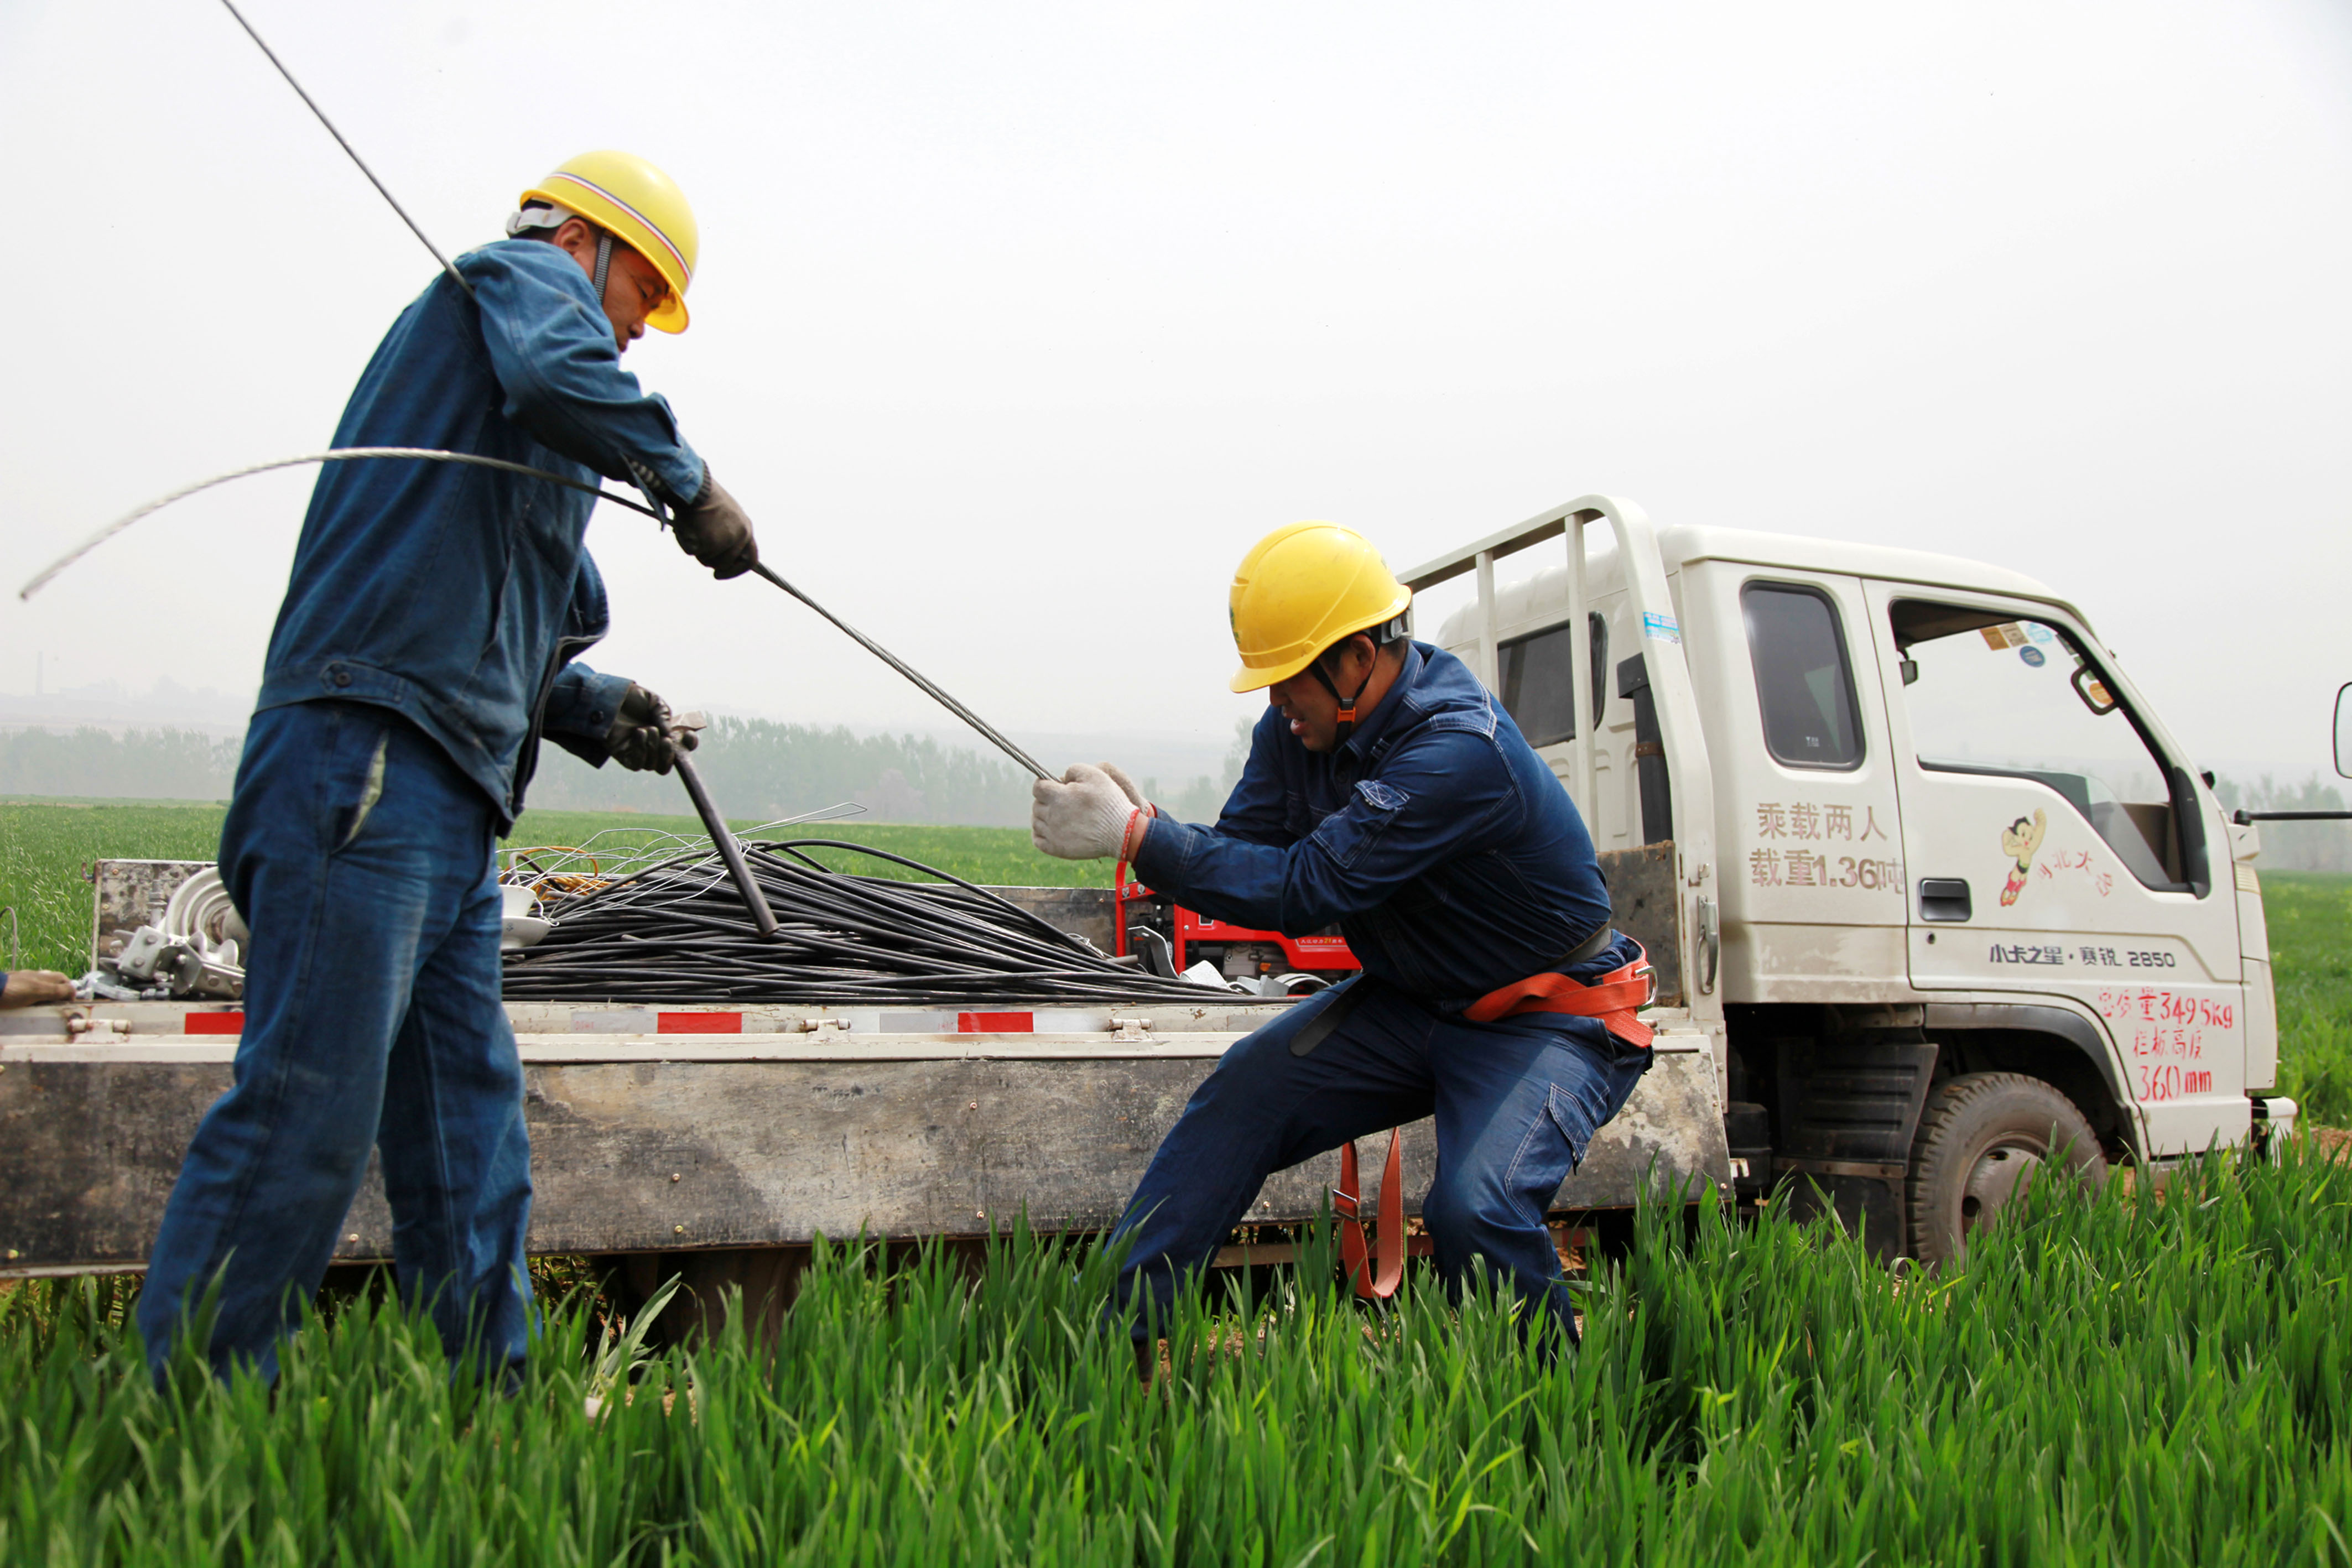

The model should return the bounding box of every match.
[1111,977,1650,1344]
[138,702,533,1383]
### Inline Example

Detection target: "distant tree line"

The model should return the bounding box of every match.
[2209,774,2352,873]
[528,717,1043,825]
[0,728,243,802]
[0,720,1246,830]
[9,722,2345,870]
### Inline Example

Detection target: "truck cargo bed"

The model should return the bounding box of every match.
[0,868,1729,1277]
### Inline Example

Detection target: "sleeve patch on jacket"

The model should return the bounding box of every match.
[1308,778,1409,870]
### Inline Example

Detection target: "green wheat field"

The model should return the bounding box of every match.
[3,800,2351,1564]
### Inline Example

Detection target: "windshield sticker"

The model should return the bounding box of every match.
[1641,611,1680,645]
[2025,622,2057,644]
[1999,810,2048,905]
[2019,645,2046,668]
[1981,623,2027,650]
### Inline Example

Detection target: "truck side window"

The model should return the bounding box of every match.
[1892,602,2187,891]
[1498,622,1578,746]
[1742,584,1864,770]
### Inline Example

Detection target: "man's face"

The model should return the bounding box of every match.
[599,246,669,352]
[553,221,670,353]
[1265,637,1378,754]
[1266,668,1342,753]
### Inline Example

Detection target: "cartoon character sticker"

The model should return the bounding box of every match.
[2000,809,2047,906]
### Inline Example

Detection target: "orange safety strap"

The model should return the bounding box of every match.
[1461,942,1656,1048]
[1331,1127,1406,1300]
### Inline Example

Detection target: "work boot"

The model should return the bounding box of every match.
[0,970,74,1009]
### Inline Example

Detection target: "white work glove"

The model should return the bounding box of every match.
[1098,762,1158,818]
[1032,764,1148,861]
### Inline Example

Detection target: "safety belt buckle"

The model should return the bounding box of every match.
[1329,1186,1364,1219]
[1635,962,1658,1009]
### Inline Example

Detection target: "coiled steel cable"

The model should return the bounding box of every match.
[502,837,1245,1007]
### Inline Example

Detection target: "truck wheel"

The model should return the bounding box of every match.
[1906,1072,2105,1267]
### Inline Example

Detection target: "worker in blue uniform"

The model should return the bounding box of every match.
[1030,522,1653,1348]
[139,152,756,1384]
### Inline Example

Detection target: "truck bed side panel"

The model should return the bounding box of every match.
[0,1047,1728,1273]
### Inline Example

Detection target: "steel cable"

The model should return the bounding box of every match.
[502,837,1250,1007]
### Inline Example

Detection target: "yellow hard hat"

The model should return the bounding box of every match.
[1227,522,1413,693]
[520,150,699,332]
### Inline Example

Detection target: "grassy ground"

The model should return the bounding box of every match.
[4,1144,2348,1563]
[2263,872,2352,1126]
[0,801,1104,975]
[6,809,2352,1559]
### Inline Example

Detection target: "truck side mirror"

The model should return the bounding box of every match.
[2336,684,2352,779]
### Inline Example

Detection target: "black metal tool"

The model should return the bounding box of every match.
[670,752,780,939]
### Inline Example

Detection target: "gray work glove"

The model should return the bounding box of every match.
[670,469,759,580]
[1032,763,1147,861]
[605,683,698,774]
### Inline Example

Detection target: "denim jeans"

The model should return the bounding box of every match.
[138,702,533,1382]
[1110,976,1651,1345]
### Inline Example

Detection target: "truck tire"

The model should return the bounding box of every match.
[1906,1071,2106,1267]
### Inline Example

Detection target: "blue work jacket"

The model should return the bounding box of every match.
[253,239,709,827]
[1131,642,1627,1015]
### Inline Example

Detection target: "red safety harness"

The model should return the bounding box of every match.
[1461,941,1656,1044]
[1330,943,1654,1300]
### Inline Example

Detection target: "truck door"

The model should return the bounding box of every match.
[1689,568,1908,998]
[1862,585,2245,1155]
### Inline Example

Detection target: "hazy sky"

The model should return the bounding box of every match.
[6,1,2349,782]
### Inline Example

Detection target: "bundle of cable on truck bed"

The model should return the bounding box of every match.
[501,837,1227,1007]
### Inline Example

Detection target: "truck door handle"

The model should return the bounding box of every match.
[1695,894,1719,994]
[1918,878,1973,923]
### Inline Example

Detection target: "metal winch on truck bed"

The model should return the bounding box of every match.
[0,492,2302,1290]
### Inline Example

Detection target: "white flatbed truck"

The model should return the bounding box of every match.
[0,494,2294,1299]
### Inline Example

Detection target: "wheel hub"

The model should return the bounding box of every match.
[1958,1141,2045,1230]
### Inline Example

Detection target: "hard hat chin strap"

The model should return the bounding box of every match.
[591,229,615,307]
[1308,611,1411,747]
[1310,647,1379,747]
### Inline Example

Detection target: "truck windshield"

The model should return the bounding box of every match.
[1895,607,2183,890]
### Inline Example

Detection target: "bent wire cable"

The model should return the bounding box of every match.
[22,449,1051,779]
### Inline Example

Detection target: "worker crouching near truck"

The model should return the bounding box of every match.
[1032,522,1652,1351]
[138,152,761,1385]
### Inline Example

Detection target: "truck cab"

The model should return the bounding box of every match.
[1417,496,2288,1260]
